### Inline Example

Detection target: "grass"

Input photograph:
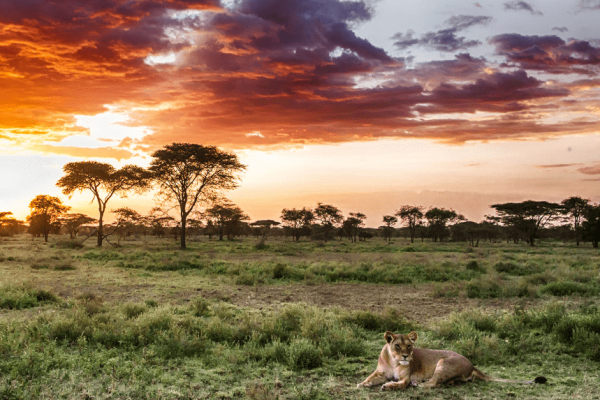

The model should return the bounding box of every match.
[1,234,600,398]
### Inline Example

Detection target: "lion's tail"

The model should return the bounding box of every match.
[472,368,547,384]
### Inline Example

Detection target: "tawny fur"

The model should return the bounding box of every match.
[357,331,545,391]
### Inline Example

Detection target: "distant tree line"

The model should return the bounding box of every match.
[2,144,599,249]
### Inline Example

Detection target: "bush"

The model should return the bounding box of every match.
[466,279,502,298]
[55,240,84,249]
[466,260,486,273]
[540,281,596,297]
[272,263,287,279]
[0,284,59,309]
[254,240,268,250]
[287,338,323,370]
[122,303,147,319]
[343,308,416,333]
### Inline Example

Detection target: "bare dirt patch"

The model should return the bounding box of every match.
[194,283,540,323]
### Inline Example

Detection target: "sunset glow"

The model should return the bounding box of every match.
[1,0,600,225]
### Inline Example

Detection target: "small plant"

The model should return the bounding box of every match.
[145,299,158,307]
[122,302,147,319]
[540,281,595,297]
[287,338,323,370]
[466,260,485,273]
[55,240,84,249]
[0,284,59,309]
[254,240,268,250]
[466,278,502,298]
[272,263,288,279]
[190,297,210,317]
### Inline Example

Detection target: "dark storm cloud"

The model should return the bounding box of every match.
[392,15,491,52]
[418,70,569,114]
[552,27,569,32]
[503,1,543,15]
[491,34,600,75]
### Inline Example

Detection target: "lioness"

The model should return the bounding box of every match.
[357,331,546,391]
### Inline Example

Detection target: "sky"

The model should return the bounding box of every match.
[1,0,600,226]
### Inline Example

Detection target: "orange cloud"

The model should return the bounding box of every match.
[0,0,599,157]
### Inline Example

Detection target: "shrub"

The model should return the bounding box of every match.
[466,279,502,298]
[190,297,210,317]
[55,240,84,249]
[0,284,59,309]
[123,303,147,319]
[235,273,257,285]
[254,240,268,250]
[540,281,595,297]
[272,263,287,279]
[343,308,416,332]
[466,260,486,273]
[287,338,323,370]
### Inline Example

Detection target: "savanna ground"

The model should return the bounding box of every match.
[1,234,600,399]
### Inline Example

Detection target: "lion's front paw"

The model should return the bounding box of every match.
[380,383,393,391]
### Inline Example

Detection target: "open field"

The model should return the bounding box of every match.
[1,235,600,399]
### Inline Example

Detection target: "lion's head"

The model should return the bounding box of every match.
[384,331,418,366]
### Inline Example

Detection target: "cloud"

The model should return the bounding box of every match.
[490,34,600,75]
[0,0,598,153]
[503,1,543,15]
[552,27,569,32]
[536,163,581,168]
[578,0,600,10]
[578,164,600,175]
[393,15,491,52]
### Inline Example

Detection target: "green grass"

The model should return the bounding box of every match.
[0,296,599,399]
[0,284,59,310]
[2,235,600,398]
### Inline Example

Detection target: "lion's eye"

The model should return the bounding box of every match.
[407,345,412,349]
[395,344,400,349]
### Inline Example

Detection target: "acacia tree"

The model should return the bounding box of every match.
[313,203,343,241]
[205,200,249,240]
[149,143,246,249]
[396,205,424,243]
[280,207,314,241]
[582,204,600,248]
[424,207,463,242]
[0,212,25,237]
[57,161,151,247]
[59,213,96,239]
[26,195,70,242]
[343,212,366,243]
[250,220,281,240]
[381,215,398,242]
[491,201,562,246]
[561,196,590,246]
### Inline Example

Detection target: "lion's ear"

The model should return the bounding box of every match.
[384,331,395,344]
[407,331,418,343]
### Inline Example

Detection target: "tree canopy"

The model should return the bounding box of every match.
[59,213,96,239]
[491,200,562,246]
[396,205,424,243]
[561,196,589,246]
[56,161,151,247]
[149,143,246,249]
[205,200,249,241]
[26,195,70,242]
[280,208,314,241]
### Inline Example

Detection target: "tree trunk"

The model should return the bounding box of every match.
[97,209,104,247]
[180,213,187,250]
